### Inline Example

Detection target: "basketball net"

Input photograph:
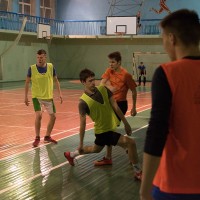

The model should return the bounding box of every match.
[43,35,52,45]
[115,32,125,42]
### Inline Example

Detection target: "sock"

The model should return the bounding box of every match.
[132,163,141,173]
[70,150,79,158]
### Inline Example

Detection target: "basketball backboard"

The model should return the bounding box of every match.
[37,23,51,39]
[106,16,137,35]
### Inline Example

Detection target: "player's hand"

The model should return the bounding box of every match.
[60,96,63,104]
[131,108,137,116]
[124,123,132,136]
[24,97,30,106]
[140,193,154,200]
[78,145,84,154]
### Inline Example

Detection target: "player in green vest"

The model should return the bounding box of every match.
[64,68,142,180]
[24,49,63,147]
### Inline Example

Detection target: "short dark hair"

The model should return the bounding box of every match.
[79,68,95,82]
[160,9,200,46]
[108,51,122,62]
[37,49,47,55]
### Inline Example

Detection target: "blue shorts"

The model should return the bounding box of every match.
[153,186,200,200]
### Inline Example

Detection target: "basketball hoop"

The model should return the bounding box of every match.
[43,36,51,40]
[43,35,52,45]
[114,32,125,42]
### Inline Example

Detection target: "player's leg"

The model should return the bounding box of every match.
[94,101,128,166]
[116,135,142,180]
[35,111,42,136]
[32,98,42,147]
[143,76,146,86]
[158,7,164,14]
[161,2,171,13]
[64,144,104,166]
[42,100,57,144]
[138,75,142,85]
[117,135,138,163]
[82,144,104,154]
[150,7,160,14]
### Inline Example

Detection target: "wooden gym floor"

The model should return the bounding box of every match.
[0,80,151,200]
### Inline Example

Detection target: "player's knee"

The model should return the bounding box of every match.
[50,114,56,121]
[92,146,103,153]
[93,148,102,153]
[126,137,136,147]
[36,114,42,121]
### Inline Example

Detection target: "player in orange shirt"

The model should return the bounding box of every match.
[94,51,138,166]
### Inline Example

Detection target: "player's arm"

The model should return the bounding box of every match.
[100,78,108,85]
[140,153,160,200]
[100,78,111,88]
[131,87,137,116]
[101,69,117,92]
[109,96,132,136]
[78,100,88,152]
[140,67,172,199]
[126,74,137,116]
[53,76,63,104]
[24,76,31,106]
[79,113,86,152]
[101,78,116,92]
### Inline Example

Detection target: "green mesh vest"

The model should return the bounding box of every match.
[80,86,120,134]
[31,63,53,99]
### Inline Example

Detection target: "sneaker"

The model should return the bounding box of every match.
[44,136,57,144]
[94,157,112,166]
[33,137,40,147]
[134,171,142,181]
[64,152,75,166]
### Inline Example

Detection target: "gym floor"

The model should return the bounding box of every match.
[0,80,151,200]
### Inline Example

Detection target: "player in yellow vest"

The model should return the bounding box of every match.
[140,9,200,200]
[24,49,63,147]
[64,68,142,180]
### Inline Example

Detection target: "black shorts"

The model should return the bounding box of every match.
[115,101,128,121]
[94,131,121,147]
[139,72,145,76]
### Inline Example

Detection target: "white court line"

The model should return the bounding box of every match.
[0,88,150,194]
[0,124,64,132]
[0,125,35,129]
[0,111,78,116]
[132,124,148,134]
[0,113,33,116]
[0,105,151,155]
[0,123,94,155]
[0,124,149,195]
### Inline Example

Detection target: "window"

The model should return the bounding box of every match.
[19,0,31,15]
[0,0,9,11]
[40,0,55,19]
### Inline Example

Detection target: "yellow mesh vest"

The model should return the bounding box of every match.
[80,86,120,134]
[31,63,54,99]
